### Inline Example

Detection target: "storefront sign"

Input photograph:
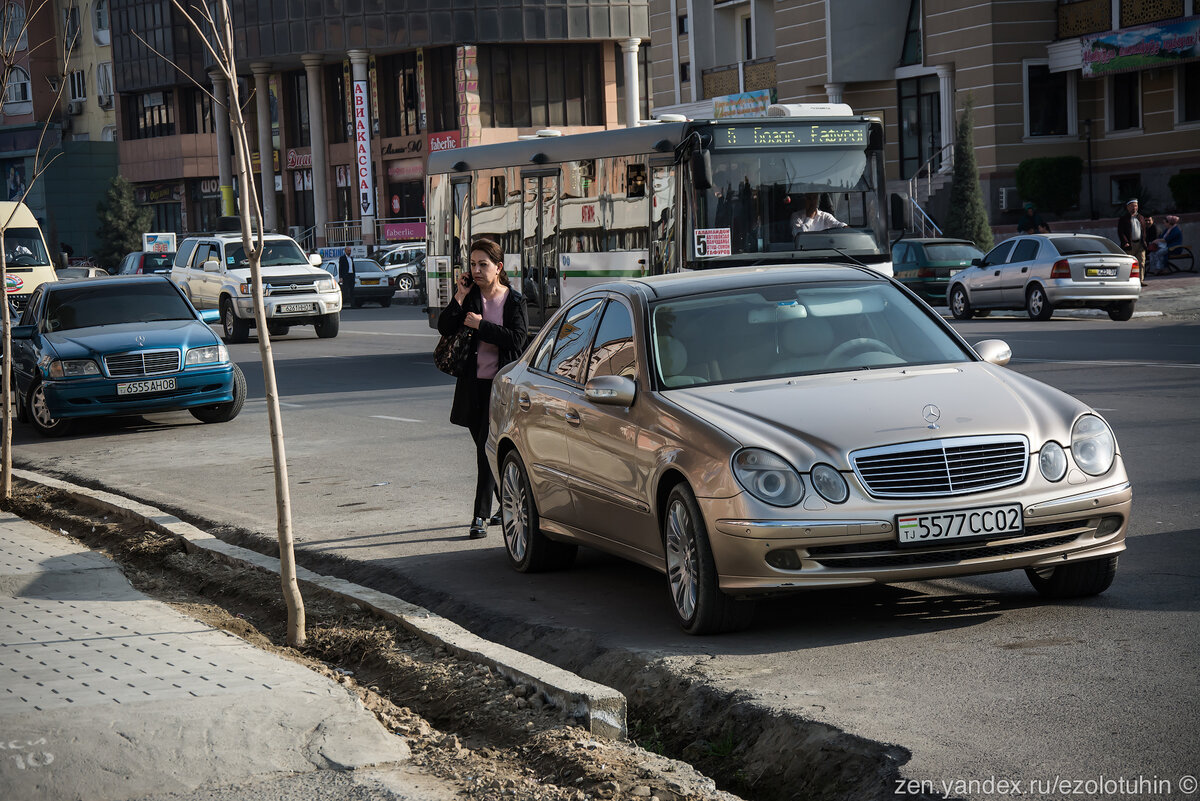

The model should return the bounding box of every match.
[383,222,427,241]
[354,79,376,217]
[136,183,183,204]
[1082,16,1200,77]
[286,149,313,169]
[387,159,424,182]
[142,233,176,253]
[713,89,777,119]
[380,136,423,155]
[428,130,461,152]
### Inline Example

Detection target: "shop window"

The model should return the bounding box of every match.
[1180,62,1200,125]
[426,47,458,134]
[326,67,348,144]
[1110,72,1140,131]
[381,51,421,138]
[3,3,26,50]
[1025,61,1073,137]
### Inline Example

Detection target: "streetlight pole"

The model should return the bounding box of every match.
[1083,118,1096,220]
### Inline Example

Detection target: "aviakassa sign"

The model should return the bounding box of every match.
[354,80,376,217]
[428,131,461,152]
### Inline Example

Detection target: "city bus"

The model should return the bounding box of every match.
[424,104,889,328]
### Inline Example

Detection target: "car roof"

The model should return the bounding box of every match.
[901,238,979,246]
[183,233,296,243]
[42,274,177,293]
[591,264,885,301]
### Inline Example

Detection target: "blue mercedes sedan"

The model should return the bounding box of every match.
[10,275,245,436]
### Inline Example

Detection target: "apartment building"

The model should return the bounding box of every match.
[111,0,651,247]
[651,0,1200,226]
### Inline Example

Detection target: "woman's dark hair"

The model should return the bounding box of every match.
[470,238,509,286]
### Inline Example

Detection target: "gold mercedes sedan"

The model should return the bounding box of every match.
[487,266,1131,634]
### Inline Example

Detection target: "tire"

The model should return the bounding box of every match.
[1107,300,1135,322]
[395,274,415,292]
[267,323,290,337]
[190,364,246,424]
[949,285,973,321]
[25,380,72,437]
[220,298,251,343]
[381,297,393,308]
[314,313,340,339]
[663,483,754,635]
[1026,285,1054,321]
[1026,555,1118,599]
[499,450,577,572]
[973,309,991,318]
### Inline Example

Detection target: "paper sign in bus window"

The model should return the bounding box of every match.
[694,228,731,257]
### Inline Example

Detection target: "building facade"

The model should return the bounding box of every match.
[112,0,651,249]
[651,0,1200,228]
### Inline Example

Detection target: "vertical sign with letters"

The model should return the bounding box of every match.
[353,79,375,217]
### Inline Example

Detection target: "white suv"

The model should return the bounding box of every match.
[172,233,341,342]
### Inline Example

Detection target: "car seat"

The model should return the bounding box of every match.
[776,315,835,375]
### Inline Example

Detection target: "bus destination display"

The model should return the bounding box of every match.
[712,124,868,148]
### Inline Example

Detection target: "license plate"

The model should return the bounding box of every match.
[361,279,379,285]
[1086,267,1117,277]
[278,303,315,313]
[897,503,1022,546]
[116,378,176,396]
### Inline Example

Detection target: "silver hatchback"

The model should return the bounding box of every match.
[947,234,1140,321]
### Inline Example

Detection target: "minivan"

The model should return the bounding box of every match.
[0,201,57,312]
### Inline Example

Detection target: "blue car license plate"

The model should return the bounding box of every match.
[116,378,176,396]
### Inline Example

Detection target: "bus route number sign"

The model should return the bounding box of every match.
[695,228,731,257]
[713,124,868,148]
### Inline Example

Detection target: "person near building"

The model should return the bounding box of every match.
[338,246,355,306]
[789,193,846,236]
[437,238,528,539]
[1145,215,1160,245]
[1017,202,1048,234]
[1146,214,1183,275]
[1117,198,1148,284]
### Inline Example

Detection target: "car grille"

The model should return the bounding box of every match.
[852,436,1028,498]
[104,349,180,377]
[264,275,320,296]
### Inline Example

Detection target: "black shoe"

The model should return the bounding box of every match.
[488,511,502,527]
[469,517,487,539]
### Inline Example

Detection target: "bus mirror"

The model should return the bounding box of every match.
[691,149,713,191]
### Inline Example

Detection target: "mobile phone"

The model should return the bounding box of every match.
[460,272,473,289]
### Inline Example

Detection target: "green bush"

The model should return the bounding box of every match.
[1168,173,1200,212]
[1015,156,1083,216]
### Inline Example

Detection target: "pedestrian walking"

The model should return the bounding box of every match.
[1117,199,1147,285]
[338,246,355,307]
[437,239,528,539]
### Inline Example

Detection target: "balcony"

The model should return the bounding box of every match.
[1058,0,1185,40]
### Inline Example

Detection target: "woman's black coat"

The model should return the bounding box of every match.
[437,285,529,427]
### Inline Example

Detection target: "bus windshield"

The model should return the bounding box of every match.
[691,148,886,261]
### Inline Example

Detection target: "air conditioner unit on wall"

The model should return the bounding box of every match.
[97,94,112,109]
[66,100,83,115]
[998,187,1021,211]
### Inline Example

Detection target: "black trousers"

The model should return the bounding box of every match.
[466,377,496,520]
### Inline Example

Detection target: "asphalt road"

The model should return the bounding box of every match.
[12,302,1200,799]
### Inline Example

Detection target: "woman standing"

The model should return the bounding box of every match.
[437,239,528,539]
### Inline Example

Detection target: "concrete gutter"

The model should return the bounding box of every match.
[14,468,628,740]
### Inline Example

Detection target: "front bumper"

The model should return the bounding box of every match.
[233,292,341,320]
[41,364,235,419]
[701,479,1132,595]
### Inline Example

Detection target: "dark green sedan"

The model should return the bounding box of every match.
[891,238,983,304]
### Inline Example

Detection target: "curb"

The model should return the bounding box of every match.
[14,468,628,740]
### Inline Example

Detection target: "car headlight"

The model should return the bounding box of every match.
[185,343,229,366]
[317,278,336,292]
[1039,441,1068,482]
[732,448,804,507]
[237,282,251,296]
[1071,415,1116,476]
[810,463,849,503]
[47,359,100,378]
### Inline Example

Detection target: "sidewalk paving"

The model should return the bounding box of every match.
[0,511,452,801]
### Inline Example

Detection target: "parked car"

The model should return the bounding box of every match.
[891,238,983,304]
[171,232,341,341]
[116,250,176,275]
[322,257,398,307]
[947,233,1140,321]
[56,264,110,280]
[9,275,245,437]
[379,243,426,292]
[488,265,1130,634]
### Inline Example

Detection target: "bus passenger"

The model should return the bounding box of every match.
[790,193,847,235]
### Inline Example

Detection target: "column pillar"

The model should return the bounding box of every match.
[936,65,955,174]
[348,49,374,245]
[620,38,641,128]
[824,82,845,104]
[210,69,235,217]
[302,54,329,246]
[251,63,277,233]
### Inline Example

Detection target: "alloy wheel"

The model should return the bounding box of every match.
[665,499,699,622]
[31,384,57,428]
[501,460,528,562]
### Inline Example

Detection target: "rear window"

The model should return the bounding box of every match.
[144,253,174,272]
[1053,237,1124,256]
[923,243,982,262]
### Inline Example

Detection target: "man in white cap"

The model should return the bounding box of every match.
[1117,198,1147,284]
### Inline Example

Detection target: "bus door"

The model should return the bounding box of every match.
[521,171,561,328]
[650,162,677,275]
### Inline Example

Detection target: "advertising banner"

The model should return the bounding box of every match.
[142,233,176,253]
[1082,16,1200,77]
[354,79,376,217]
[383,222,427,241]
[713,89,777,119]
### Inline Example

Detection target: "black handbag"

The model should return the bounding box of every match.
[434,327,472,377]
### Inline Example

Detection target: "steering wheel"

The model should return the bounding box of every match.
[824,337,898,367]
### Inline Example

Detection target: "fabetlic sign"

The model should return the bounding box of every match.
[428,131,461,152]
[354,80,375,217]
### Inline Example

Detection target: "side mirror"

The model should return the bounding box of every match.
[10,324,34,340]
[202,259,222,273]
[198,309,220,324]
[973,339,1011,366]
[584,375,637,406]
[691,148,713,191]
[970,258,983,267]
[309,253,323,266]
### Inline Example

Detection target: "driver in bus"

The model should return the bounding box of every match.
[789,193,846,235]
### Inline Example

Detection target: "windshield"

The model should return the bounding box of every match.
[651,282,969,387]
[228,240,308,267]
[3,227,51,266]
[691,149,886,261]
[1053,237,1124,256]
[43,281,195,331]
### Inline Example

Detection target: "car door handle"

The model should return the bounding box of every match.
[994,270,1001,276]
[1021,267,1028,273]
[518,393,531,411]
[564,410,581,427]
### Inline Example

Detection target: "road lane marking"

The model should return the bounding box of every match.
[248,400,305,407]
[342,329,440,337]
[371,415,424,423]
[1014,358,1200,370]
